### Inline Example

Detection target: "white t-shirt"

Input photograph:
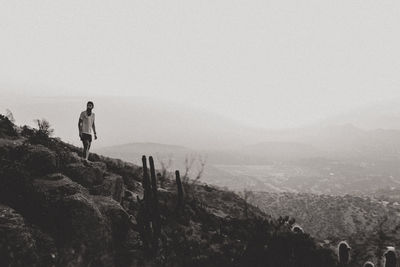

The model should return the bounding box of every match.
[79,111,95,134]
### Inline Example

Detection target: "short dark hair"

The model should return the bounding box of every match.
[87,101,94,107]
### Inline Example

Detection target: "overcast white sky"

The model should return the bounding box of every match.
[1,0,400,128]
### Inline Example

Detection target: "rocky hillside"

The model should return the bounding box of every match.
[250,191,400,266]
[0,115,338,267]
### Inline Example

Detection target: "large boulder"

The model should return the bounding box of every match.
[92,196,133,267]
[29,176,132,267]
[32,175,88,203]
[90,174,125,202]
[0,205,39,267]
[64,162,106,186]
[97,157,142,191]
[58,151,81,166]
[93,196,131,241]
[21,145,59,176]
[56,193,114,267]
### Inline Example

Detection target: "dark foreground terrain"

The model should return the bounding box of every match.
[0,114,379,267]
[250,191,400,266]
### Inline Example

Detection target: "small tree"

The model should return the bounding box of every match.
[34,119,54,137]
[158,157,173,189]
[181,155,206,199]
[0,113,18,137]
[28,118,54,144]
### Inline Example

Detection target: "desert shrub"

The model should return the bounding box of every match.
[0,114,18,138]
[21,125,35,137]
[229,217,337,267]
[35,119,54,136]
[156,214,337,267]
[28,119,54,145]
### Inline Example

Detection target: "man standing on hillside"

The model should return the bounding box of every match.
[78,101,97,161]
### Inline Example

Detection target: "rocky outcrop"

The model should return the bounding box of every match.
[0,205,57,267]
[0,205,38,266]
[64,162,106,186]
[0,167,132,267]
[30,175,130,267]
[90,174,125,202]
[21,145,59,176]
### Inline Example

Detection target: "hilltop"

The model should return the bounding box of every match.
[0,114,337,267]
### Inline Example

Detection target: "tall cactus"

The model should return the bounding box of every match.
[149,156,161,241]
[175,170,184,210]
[384,248,397,267]
[142,155,152,208]
[338,241,351,266]
[140,156,152,248]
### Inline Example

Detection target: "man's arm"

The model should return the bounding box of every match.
[78,115,83,137]
[92,118,97,140]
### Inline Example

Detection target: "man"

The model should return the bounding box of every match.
[78,101,97,160]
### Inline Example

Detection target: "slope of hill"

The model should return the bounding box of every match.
[250,191,400,265]
[0,114,338,267]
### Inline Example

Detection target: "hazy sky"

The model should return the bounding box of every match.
[1,0,400,128]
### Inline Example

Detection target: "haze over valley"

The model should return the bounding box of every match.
[3,95,399,196]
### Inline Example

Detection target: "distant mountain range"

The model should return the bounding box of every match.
[96,123,400,162]
[4,96,400,151]
[321,99,400,130]
[95,124,400,196]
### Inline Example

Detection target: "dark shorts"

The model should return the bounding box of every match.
[81,133,92,143]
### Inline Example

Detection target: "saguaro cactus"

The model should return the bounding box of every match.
[384,247,397,267]
[142,155,152,208]
[138,155,162,251]
[149,156,161,240]
[175,170,184,210]
[338,241,351,265]
[140,156,152,248]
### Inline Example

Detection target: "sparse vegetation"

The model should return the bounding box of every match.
[0,114,394,267]
[26,118,54,145]
[0,114,18,138]
[181,155,206,200]
[241,189,255,218]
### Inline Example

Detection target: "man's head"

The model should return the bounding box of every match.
[87,101,94,111]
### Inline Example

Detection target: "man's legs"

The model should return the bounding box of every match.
[81,134,92,160]
[82,139,89,159]
[86,140,92,160]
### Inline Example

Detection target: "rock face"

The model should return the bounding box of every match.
[30,176,130,267]
[56,193,114,267]
[0,205,56,267]
[0,205,38,266]
[64,162,106,186]
[22,145,59,176]
[0,161,132,267]
[90,174,125,202]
